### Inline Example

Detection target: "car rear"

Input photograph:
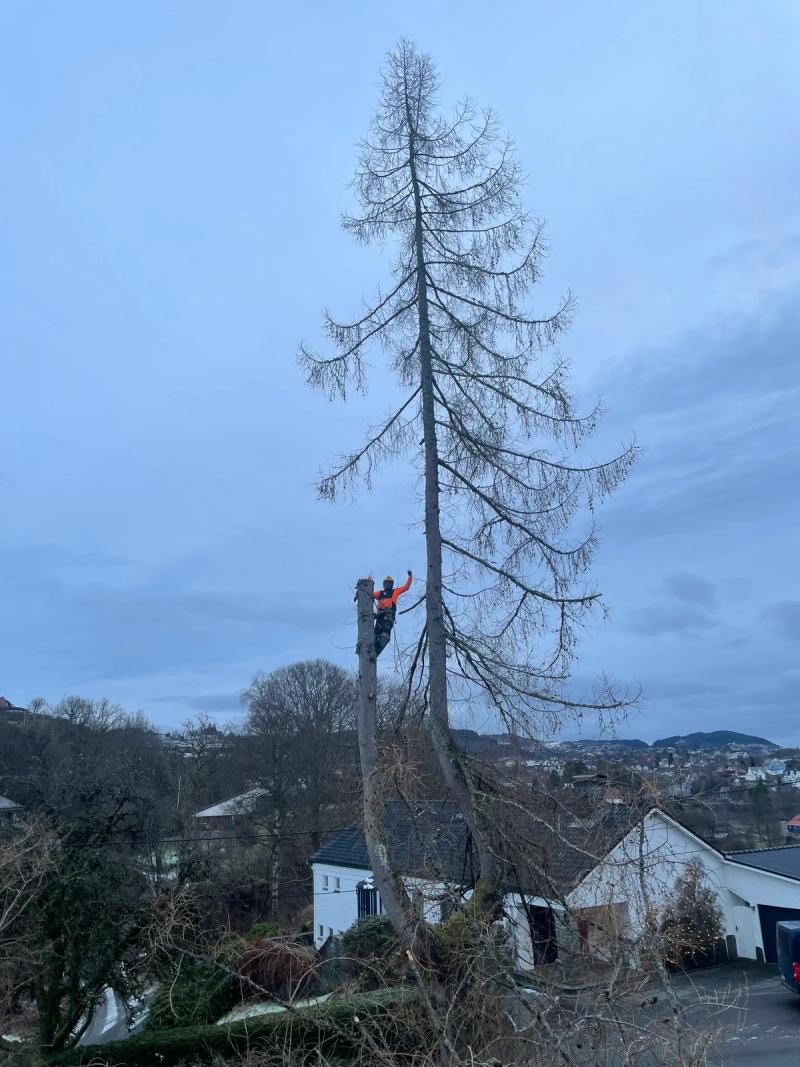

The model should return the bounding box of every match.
[776,920,800,993]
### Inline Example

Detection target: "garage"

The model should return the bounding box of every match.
[758,904,800,963]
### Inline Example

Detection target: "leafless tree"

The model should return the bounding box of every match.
[0,819,53,1047]
[241,660,359,918]
[302,40,635,899]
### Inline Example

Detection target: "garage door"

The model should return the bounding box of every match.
[758,904,800,963]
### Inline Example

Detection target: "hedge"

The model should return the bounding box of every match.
[340,915,399,962]
[47,987,417,1067]
[144,960,239,1031]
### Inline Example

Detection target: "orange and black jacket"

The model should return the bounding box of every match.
[374,575,412,616]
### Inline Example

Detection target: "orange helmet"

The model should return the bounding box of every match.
[384,575,393,583]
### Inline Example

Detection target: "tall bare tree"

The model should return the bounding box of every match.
[302,40,636,881]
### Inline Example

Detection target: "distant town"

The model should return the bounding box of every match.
[452,727,800,850]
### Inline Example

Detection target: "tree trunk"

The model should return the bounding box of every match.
[403,86,496,884]
[354,578,429,956]
[270,811,280,920]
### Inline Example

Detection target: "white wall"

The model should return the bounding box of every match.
[568,811,729,940]
[503,894,565,971]
[311,863,450,948]
[312,862,368,947]
[567,811,800,961]
[404,877,451,924]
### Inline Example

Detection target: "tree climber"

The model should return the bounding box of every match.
[374,571,413,656]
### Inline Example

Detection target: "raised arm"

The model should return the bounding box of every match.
[394,571,413,598]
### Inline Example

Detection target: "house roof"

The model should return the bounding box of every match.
[508,802,647,897]
[0,696,26,711]
[309,799,645,896]
[310,801,474,882]
[725,844,800,881]
[193,788,266,819]
[0,795,21,813]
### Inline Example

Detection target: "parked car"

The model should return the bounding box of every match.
[776,921,800,993]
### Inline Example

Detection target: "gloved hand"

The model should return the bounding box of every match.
[407,569,413,577]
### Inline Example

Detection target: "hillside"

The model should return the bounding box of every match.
[651,730,776,750]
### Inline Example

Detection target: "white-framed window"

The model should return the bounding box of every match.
[334,876,341,893]
[318,924,324,939]
[322,874,329,891]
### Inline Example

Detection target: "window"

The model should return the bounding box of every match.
[318,924,324,939]
[322,874,329,891]
[357,881,381,918]
[334,876,341,894]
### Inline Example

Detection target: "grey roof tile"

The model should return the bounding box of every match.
[310,799,643,895]
[725,845,800,881]
[310,800,472,881]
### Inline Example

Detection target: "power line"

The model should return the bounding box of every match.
[50,823,356,850]
[160,825,353,846]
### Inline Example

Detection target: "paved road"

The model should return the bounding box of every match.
[78,987,153,1046]
[674,963,800,1065]
[79,988,129,1045]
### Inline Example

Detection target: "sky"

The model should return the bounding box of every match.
[1,2,798,743]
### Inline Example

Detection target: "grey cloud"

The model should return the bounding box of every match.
[0,539,343,683]
[764,601,800,642]
[662,572,717,608]
[184,693,243,713]
[151,692,243,714]
[640,677,728,703]
[624,572,720,636]
[626,602,717,637]
[54,584,341,680]
[597,288,800,542]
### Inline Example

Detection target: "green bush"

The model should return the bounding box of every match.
[144,959,238,1031]
[340,915,399,961]
[245,920,281,940]
[47,988,416,1067]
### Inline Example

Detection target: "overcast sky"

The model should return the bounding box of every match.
[2,2,798,743]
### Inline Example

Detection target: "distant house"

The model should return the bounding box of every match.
[0,696,27,712]
[192,789,266,830]
[603,787,624,805]
[742,766,768,784]
[0,795,22,819]
[311,804,800,967]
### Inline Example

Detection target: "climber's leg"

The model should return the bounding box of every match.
[375,612,393,656]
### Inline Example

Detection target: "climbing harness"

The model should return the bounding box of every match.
[373,571,413,656]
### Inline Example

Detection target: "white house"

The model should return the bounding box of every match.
[311,804,800,968]
[742,766,768,783]
[310,806,461,946]
[563,809,800,965]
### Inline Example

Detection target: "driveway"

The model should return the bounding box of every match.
[673,962,800,1065]
[555,962,799,1065]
